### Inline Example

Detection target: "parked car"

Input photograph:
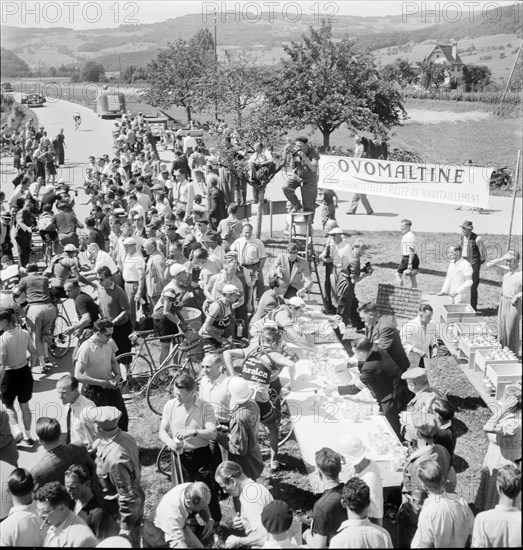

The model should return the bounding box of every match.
[1,82,14,93]
[21,93,44,107]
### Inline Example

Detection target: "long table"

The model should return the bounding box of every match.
[283,313,405,493]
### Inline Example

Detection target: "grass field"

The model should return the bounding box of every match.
[128,229,521,545]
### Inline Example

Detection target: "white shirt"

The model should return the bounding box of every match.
[241,479,273,541]
[400,316,439,372]
[441,258,473,304]
[88,250,117,275]
[43,510,97,547]
[199,373,231,424]
[0,502,44,547]
[122,251,145,282]
[153,483,193,548]
[329,518,393,548]
[129,203,146,220]
[401,230,417,256]
[231,236,267,266]
[183,135,197,154]
[356,460,383,521]
[68,394,97,448]
[249,149,273,166]
[471,505,521,548]
[411,492,474,548]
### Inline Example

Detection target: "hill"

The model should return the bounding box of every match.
[1,4,521,78]
[0,47,32,78]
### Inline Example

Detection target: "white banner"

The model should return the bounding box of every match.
[319,156,492,208]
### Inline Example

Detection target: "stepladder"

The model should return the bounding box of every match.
[288,211,327,308]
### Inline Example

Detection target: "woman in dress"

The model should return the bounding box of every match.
[486,250,522,356]
[475,384,522,511]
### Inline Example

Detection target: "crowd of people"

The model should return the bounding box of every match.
[0,113,521,548]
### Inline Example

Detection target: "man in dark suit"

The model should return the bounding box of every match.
[358,302,410,372]
[326,338,410,438]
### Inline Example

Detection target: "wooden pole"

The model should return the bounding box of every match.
[507,149,521,251]
[500,41,523,106]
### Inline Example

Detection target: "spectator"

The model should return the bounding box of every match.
[74,318,128,432]
[14,199,35,266]
[217,377,264,481]
[433,398,457,458]
[0,468,44,547]
[96,266,133,356]
[55,374,97,449]
[395,219,419,289]
[207,173,227,231]
[358,301,410,372]
[34,481,97,547]
[337,434,384,525]
[396,412,456,548]
[63,280,100,355]
[486,250,522,356]
[270,243,313,299]
[144,238,166,309]
[217,203,243,245]
[64,464,119,540]
[302,447,346,548]
[159,373,221,523]
[91,406,144,546]
[121,237,145,328]
[460,220,487,311]
[142,482,214,548]
[319,188,338,229]
[472,463,522,548]
[400,303,439,380]
[85,217,106,251]
[250,275,286,324]
[329,478,392,548]
[411,459,474,548]
[475,384,521,511]
[215,461,273,548]
[346,136,374,216]
[82,243,118,280]
[261,500,300,549]
[0,307,37,444]
[30,417,97,491]
[437,244,473,305]
[400,367,446,448]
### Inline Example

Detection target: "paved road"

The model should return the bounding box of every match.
[1,94,521,470]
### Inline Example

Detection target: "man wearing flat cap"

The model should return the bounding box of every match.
[92,406,144,547]
[401,367,446,429]
[459,220,487,311]
[260,500,299,548]
[270,243,313,300]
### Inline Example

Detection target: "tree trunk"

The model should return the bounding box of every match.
[322,130,330,150]
[255,186,265,239]
[186,105,192,124]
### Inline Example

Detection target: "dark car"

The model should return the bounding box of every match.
[1,82,14,93]
[21,93,44,107]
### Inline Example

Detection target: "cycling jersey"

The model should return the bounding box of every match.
[204,299,231,332]
[50,255,79,287]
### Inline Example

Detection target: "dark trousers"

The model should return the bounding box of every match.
[179,446,222,522]
[324,263,335,313]
[282,177,318,221]
[336,272,364,329]
[283,285,298,299]
[15,232,31,267]
[82,385,129,431]
[470,262,481,311]
[396,499,421,548]
[112,320,132,356]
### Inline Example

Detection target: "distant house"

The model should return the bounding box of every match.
[410,41,465,87]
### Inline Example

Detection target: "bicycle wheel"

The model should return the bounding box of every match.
[259,389,294,453]
[49,314,72,358]
[146,364,181,416]
[157,445,172,478]
[117,352,154,401]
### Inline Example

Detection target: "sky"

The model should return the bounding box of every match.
[2,0,519,29]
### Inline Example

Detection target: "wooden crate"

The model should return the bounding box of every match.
[485,362,522,399]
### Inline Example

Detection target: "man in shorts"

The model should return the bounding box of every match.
[0,308,37,445]
[395,219,419,289]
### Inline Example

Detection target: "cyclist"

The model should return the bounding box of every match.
[46,244,96,300]
[222,323,296,472]
[199,284,241,349]
[152,264,194,366]
[73,112,81,130]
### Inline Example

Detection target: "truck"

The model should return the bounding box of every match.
[94,91,126,119]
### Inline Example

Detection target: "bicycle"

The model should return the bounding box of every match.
[145,337,249,416]
[48,297,74,359]
[74,116,81,131]
[42,235,57,267]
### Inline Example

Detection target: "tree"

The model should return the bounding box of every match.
[265,20,406,149]
[80,61,106,82]
[381,58,418,87]
[418,61,447,90]
[145,29,215,123]
[463,64,492,92]
[207,50,268,128]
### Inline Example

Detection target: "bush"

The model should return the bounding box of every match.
[388,147,423,163]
